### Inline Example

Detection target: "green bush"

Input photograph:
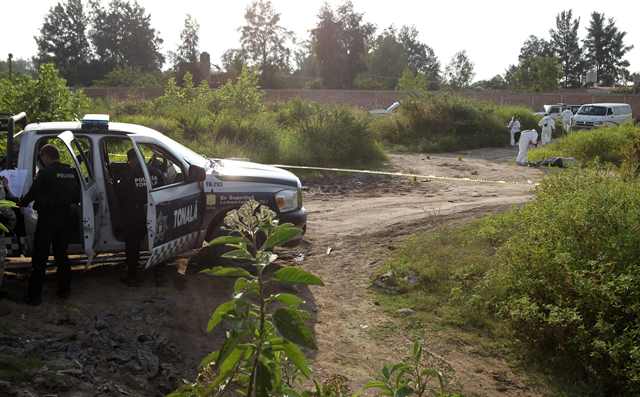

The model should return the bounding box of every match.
[287,105,386,167]
[208,112,281,163]
[274,98,319,128]
[0,63,89,121]
[529,123,640,165]
[376,94,537,152]
[216,67,264,116]
[482,168,640,394]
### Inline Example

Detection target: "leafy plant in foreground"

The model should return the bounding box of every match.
[358,342,460,397]
[171,200,323,396]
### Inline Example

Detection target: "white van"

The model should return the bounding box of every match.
[573,103,633,129]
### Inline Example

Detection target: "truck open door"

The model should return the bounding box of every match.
[57,131,98,264]
[128,135,205,269]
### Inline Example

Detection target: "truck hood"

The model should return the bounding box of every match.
[208,158,301,188]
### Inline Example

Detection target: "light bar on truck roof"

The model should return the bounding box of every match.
[81,114,110,130]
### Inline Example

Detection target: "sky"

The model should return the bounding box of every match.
[1,0,639,81]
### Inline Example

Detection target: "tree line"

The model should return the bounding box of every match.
[478,10,635,91]
[3,0,636,91]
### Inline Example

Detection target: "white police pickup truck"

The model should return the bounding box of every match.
[0,113,306,273]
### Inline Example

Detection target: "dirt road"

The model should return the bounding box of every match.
[298,148,545,396]
[0,148,545,396]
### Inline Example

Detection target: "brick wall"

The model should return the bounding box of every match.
[81,87,640,115]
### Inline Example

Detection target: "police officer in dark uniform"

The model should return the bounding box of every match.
[117,149,147,286]
[19,144,80,305]
[117,149,163,286]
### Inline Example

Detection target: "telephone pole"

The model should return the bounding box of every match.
[8,53,13,80]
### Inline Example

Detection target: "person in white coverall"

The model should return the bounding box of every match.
[538,114,555,145]
[561,109,573,133]
[508,116,521,146]
[516,129,538,165]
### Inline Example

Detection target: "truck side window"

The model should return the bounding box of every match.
[607,108,613,115]
[137,143,185,188]
[102,137,135,185]
[35,136,93,183]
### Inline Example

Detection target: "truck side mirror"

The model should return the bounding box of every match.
[187,165,206,183]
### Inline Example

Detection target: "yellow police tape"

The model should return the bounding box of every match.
[271,164,539,186]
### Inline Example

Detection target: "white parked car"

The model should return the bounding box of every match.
[573,103,633,129]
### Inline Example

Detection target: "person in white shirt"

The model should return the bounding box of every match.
[516,129,539,165]
[561,109,573,133]
[538,114,556,145]
[508,116,521,146]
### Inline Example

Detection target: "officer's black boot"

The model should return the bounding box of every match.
[56,263,71,299]
[26,274,44,306]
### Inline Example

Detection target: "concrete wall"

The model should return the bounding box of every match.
[81,87,640,115]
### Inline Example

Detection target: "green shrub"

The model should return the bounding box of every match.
[485,169,640,394]
[529,123,640,165]
[289,105,386,167]
[274,99,319,127]
[208,112,281,163]
[216,67,264,116]
[376,94,537,152]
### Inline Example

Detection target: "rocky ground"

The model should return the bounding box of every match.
[0,148,546,396]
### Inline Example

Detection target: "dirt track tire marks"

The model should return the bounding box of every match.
[299,149,547,396]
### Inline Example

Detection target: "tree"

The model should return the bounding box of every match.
[584,12,634,85]
[397,68,428,93]
[632,73,640,94]
[89,0,164,75]
[472,74,507,90]
[519,35,554,61]
[293,41,317,77]
[239,0,294,87]
[336,1,376,88]
[398,25,440,86]
[174,14,200,66]
[363,27,408,89]
[311,1,375,88]
[311,5,346,88]
[445,50,474,89]
[34,0,92,85]
[172,14,204,84]
[506,57,560,92]
[222,49,248,77]
[550,10,585,88]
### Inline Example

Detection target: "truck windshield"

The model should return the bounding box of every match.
[578,106,607,116]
